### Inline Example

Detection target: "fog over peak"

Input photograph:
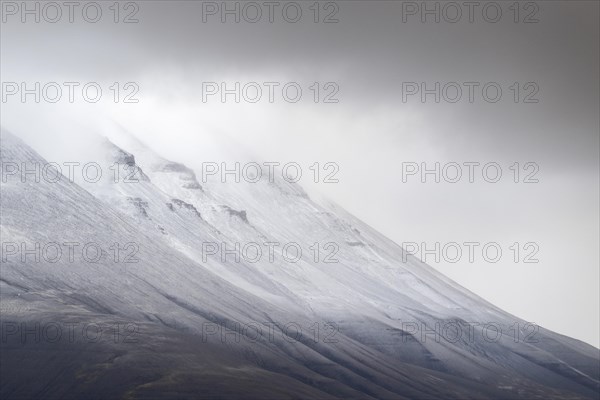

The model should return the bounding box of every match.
[2,0,598,348]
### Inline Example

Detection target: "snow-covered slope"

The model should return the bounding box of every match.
[1,128,598,399]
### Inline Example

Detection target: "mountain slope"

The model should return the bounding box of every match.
[1,128,598,399]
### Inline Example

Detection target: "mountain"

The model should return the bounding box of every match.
[1,128,598,399]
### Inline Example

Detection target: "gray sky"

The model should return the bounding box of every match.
[1,0,598,346]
